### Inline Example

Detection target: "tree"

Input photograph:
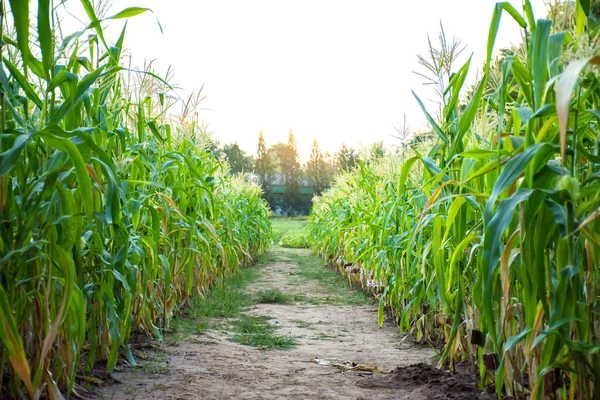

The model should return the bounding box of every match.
[281,131,302,214]
[335,143,358,172]
[222,143,253,174]
[368,141,386,163]
[253,131,277,195]
[270,131,302,214]
[305,138,332,196]
[203,137,222,159]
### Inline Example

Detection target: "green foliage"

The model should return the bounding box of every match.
[310,2,600,398]
[270,132,303,213]
[278,231,311,248]
[335,143,359,172]
[0,3,271,398]
[230,315,296,350]
[222,142,254,174]
[270,217,307,243]
[286,252,372,306]
[190,269,259,319]
[254,289,294,304]
[254,131,277,192]
[305,138,334,196]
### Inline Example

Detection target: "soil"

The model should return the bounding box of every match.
[95,247,490,400]
[357,363,496,400]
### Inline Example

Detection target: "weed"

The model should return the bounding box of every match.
[189,269,259,318]
[137,356,170,375]
[254,289,294,304]
[284,252,372,306]
[230,315,296,350]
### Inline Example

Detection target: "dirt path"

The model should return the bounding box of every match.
[97,247,487,400]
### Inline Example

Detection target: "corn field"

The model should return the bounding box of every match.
[0,1,271,398]
[310,1,600,398]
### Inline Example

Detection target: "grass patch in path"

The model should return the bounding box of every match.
[270,217,308,246]
[190,268,259,318]
[285,251,373,306]
[164,268,259,345]
[254,288,294,304]
[230,315,296,350]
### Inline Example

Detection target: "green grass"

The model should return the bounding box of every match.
[254,289,294,304]
[270,218,308,244]
[135,353,170,375]
[285,252,372,306]
[189,269,259,318]
[164,318,211,346]
[278,231,311,248]
[230,315,296,350]
[164,268,259,346]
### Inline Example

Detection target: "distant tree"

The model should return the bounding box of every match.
[368,141,386,163]
[335,143,358,172]
[253,131,277,194]
[305,138,332,196]
[282,131,302,214]
[222,143,253,174]
[204,138,222,158]
[270,142,289,171]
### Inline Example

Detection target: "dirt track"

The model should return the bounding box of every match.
[97,247,490,400]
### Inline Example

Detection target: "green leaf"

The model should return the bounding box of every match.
[482,188,535,346]
[49,65,107,125]
[34,131,93,218]
[37,0,53,74]
[3,57,44,109]
[108,7,151,20]
[503,328,532,353]
[529,19,551,111]
[8,0,30,72]
[0,133,31,176]
[484,143,558,224]
[0,284,33,397]
[486,2,527,75]
[412,91,448,145]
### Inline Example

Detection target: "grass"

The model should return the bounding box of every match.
[166,267,299,351]
[135,353,170,375]
[164,268,259,345]
[189,269,259,318]
[285,252,372,306]
[164,318,211,346]
[270,218,308,245]
[138,361,170,375]
[278,231,311,248]
[230,315,296,350]
[254,289,294,304]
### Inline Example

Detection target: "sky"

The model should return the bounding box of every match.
[61,0,548,160]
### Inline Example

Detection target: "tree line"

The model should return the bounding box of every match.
[210,130,433,215]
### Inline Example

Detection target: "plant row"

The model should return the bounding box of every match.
[0,2,271,398]
[310,2,600,398]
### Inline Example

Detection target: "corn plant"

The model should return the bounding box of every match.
[310,1,600,398]
[0,1,271,398]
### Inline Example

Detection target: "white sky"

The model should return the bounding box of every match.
[60,0,548,160]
